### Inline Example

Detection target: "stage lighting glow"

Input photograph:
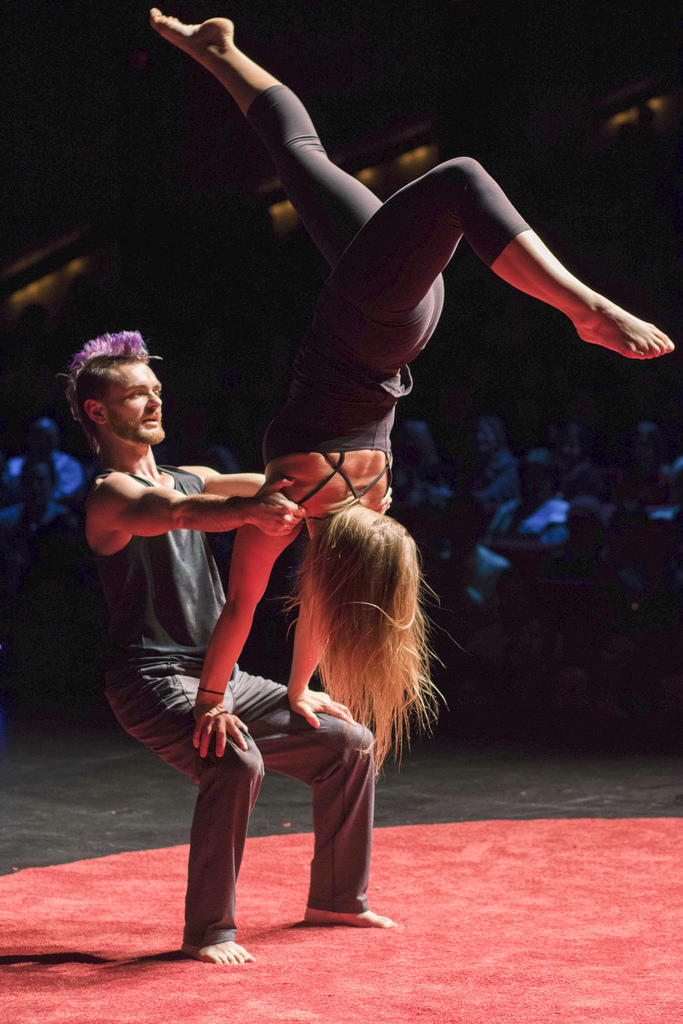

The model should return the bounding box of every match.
[3,256,89,330]
[267,198,300,237]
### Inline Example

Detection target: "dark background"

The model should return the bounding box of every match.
[1,0,682,743]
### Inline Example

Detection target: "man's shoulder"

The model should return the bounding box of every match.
[90,466,203,489]
[160,466,205,493]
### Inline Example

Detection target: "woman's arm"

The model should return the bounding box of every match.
[195,522,300,723]
[194,522,301,755]
[287,601,354,728]
[183,467,266,498]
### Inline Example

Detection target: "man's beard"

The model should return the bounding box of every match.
[112,415,166,447]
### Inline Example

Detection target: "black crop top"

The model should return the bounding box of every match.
[262,328,413,464]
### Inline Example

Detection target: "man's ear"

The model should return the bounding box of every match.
[83,399,107,425]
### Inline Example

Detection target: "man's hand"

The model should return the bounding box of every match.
[193,703,249,757]
[246,477,304,536]
[289,687,355,729]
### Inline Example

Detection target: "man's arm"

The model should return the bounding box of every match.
[85,470,302,556]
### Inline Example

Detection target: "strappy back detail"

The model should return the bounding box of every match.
[298,451,391,508]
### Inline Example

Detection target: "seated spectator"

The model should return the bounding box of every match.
[661,507,683,614]
[0,457,81,600]
[650,454,683,521]
[391,418,453,512]
[433,498,511,618]
[614,420,670,506]
[465,414,520,511]
[599,499,679,636]
[549,419,612,503]
[465,574,565,726]
[3,417,86,509]
[486,447,569,545]
[671,455,683,507]
[0,450,10,507]
[540,495,610,582]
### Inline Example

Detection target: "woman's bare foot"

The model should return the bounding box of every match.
[181,939,255,965]
[491,231,675,361]
[149,8,279,114]
[304,908,397,929]
[572,302,675,360]
[149,8,234,58]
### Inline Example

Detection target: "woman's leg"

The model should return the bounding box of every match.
[150,10,381,268]
[328,157,673,360]
[150,10,674,361]
[328,156,529,313]
[148,11,522,351]
[490,230,674,359]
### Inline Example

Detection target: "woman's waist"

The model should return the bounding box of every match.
[265,449,390,514]
[262,395,397,464]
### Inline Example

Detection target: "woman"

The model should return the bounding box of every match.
[150,9,674,767]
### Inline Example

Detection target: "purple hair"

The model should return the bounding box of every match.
[63,330,161,453]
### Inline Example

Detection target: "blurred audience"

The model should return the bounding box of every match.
[549,419,613,503]
[0,457,81,601]
[2,417,86,509]
[1,379,680,745]
[614,420,670,506]
[486,446,569,545]
[391,418,453,512]
[465,414,520,511]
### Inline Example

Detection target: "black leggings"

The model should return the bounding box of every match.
[247,85,530,371]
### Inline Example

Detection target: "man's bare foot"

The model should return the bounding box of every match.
[181,939,255,965]
[574,301,675,360]
[149,8,235,58]
[304,908,397,929]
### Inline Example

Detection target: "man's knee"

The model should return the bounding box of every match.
[316,716,374,766]
[202,737,265,784]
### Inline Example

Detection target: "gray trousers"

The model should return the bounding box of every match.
[105,660,375,947]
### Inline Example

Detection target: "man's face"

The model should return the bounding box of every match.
[100,362,166,447]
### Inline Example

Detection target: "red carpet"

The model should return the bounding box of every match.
[2,819,681,1024]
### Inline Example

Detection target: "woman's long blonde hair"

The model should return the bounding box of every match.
[291,505,439,769]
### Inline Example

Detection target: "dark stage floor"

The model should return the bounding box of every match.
[2,715,682,877]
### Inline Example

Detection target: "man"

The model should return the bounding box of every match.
[65,330,394,966]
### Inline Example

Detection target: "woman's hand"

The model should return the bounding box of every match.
[193,702,249,756]
[289,687,355,729]
[366,486,393,516]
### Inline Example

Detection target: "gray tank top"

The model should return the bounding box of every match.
[94,467,225,669]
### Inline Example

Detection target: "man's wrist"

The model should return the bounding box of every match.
[228,495,261,528]
[222,494,253,527]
